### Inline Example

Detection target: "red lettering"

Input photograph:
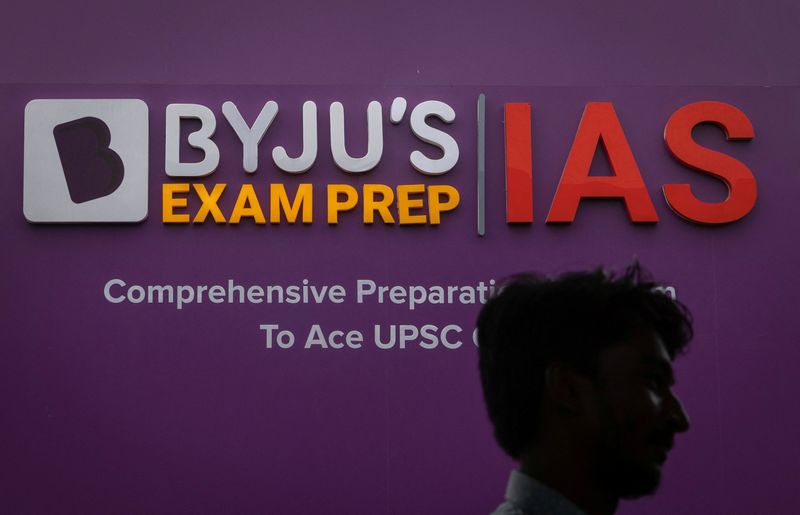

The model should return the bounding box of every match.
[504,103,533,223]
[663,101,756,224]
[547,102,658,223]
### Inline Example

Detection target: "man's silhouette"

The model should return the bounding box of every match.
[477,265,692,515]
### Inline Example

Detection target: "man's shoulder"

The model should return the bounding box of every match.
[493,470,588,515]
[491,500,534,515]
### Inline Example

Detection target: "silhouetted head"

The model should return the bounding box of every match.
[477,263,692,498]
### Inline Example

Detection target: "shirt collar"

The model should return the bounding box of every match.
[505,470,588,515]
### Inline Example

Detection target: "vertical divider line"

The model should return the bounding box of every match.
[477,93,486,236]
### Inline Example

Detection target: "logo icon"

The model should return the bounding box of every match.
[24,99,148,223]
[53,116,125,204]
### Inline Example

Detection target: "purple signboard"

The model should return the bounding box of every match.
[2,83,799,514]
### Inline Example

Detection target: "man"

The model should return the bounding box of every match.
[477,264,692,515]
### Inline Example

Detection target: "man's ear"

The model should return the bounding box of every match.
[544,362,594,414]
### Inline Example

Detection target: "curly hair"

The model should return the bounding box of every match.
[476,263,693,459]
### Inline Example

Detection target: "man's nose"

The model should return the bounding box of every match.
[666,391,690,433]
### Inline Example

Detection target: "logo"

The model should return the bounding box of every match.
[22,93,756,228]
[24,99,148,223]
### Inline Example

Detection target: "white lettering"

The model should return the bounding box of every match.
[165,103,220,177]
[222,100,279,173]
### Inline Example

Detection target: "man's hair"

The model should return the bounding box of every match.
[476,263,693,459]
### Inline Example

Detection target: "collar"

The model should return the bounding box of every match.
[504,470,588,515]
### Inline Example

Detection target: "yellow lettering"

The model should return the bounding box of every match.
[397,184,427,225]
[193,183,227,223]
[327,184,359,224]
[427,185,460,225]
[229,184,266,224]
[363,184,395,224]
[270,184,313,224]
[162,183,190,223]
[165,182,460,227]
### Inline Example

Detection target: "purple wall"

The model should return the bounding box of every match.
[2,2,799,514]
